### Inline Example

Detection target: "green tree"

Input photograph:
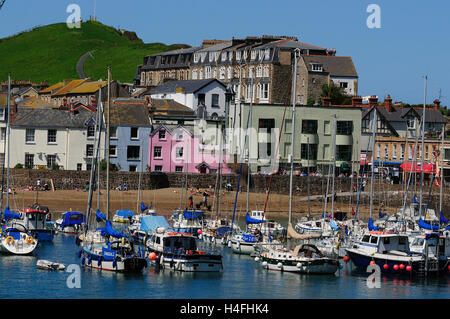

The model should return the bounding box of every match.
[321,83,352,105]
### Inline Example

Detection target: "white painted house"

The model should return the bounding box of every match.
[144,79,227,119]
[9,106,105,171]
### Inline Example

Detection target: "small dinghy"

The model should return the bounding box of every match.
[36,259,66,271]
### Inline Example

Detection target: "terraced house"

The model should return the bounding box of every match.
[135,35,358,105]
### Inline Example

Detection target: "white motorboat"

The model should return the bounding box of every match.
[54,211,86,234]
[146,227,223,272]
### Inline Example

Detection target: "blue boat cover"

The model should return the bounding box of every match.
[105,220,128,238]
[245,213,266,225]
[141,202,149,213]
[183,210,204,219]
[116,210,134,218]
[330,219,339,231]
[418,218,440,231]
[378,208,387,219]
[440,212,448,225]
[3,206,21,220]
[242,233,257,243]
[61,211,85,228]
[368,218,379,231]
[95,209,106,222]
[139,215,170,233]
[102,247,117,261]
[413,194,419,204]
[425,233,440,240]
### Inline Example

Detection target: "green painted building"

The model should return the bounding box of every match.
[227,103,363,175]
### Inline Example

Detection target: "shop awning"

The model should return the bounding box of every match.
[400,162,436,173]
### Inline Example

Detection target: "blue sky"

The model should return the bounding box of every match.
[1,0,449,106]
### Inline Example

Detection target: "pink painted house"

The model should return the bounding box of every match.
[149,124,231,174]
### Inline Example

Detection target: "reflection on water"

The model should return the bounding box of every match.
[0,231,448,299]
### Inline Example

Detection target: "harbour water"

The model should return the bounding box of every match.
[0,230,448,299]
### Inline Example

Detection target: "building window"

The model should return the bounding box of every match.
[377,144,381,158]
[336,145,352,161]
[301,144,318,160]
[109,145,117,157]
[409,145,413,160]
[86,163,92,171]
[159,130,166,140]
[192,69,198,80]
[311,63,323,72]
[211,94,219,108]
[46,154,57,169]
[77,163,82,171]
[205,66,211,79]
[263,66,270,77]
[384,144,389,159]
[154,146,162,158]
[256,65,262,77]
[198,94,205,106]
[0,128,5,142]
[154,165,162,172]
[227,66,232,79]
[219,67,225,80]
[258,143,272,159]
[127,146,140,160]
[176,147,183,158]
[175,166,183,172]
[25,154,34,168]
[400,144,405,159]
[393,144,397,159]
[444,149,450,161]
[301,120,318,134]
[47,129,57,144]
[129,165,137,172]
[336,121,353,135]
[324,121,331,135]
[86,144,94,157]
[87,125,95,138]
[0,109,4,120]
[109,127,117,139]
[258,119,275,132]
[340,82,348,89]
[406,118,415,130]
[26,129,35,143]
[131,127,138,139]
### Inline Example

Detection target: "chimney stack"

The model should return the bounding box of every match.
[368,95,378,108]
[384,94,393,112]
[90,95,97,109]
[70,98,75,114]
[10,97,18,122]
[433,99,441,110]
[352,96,363,107]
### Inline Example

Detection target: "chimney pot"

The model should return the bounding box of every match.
[433,99,441,110]
[384,94,393,112]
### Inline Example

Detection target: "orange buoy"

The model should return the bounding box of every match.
[343,256,350,263]
[370,260,376,265]
[393,264,399,270]
[383,264,389,270]
[406,265,412,272]
[399,264,405,270]
[148,252,157,261]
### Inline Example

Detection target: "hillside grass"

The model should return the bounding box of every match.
[0,21,188,84]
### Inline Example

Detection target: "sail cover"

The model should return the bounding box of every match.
[95,209,106,222]
[245,213,266,225]
[183,210,204,219]
[330,219,340,231]
[440,212,448,225]
[418,218,440,231]
[141,201,149,213]
[3,206,21,220]
[368,218,379,231]
[104,220,128,238]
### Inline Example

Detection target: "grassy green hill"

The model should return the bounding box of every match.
[0,21,189,84]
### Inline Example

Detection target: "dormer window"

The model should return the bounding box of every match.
[221,52,227,62]
[193,53,199,63]
[159,130,166,140]
[236,51,241,61]
[311,63,323,72]
[251,50,257,60]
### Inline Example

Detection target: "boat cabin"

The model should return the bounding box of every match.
[18,208,48,230]
[410,232,450,258]
[250,211,266,221]
[357,231,411,255]
[149,231,197,254]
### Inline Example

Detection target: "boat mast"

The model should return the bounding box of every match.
[246,75,254,215]
[307,136,311,220]
[106,67,111,220]
[5,73,11,209]
[137,141,143,214]
[288,48,300,225]
[330,115,337,219]
[419,76,427,219]
[369,109,377,221]
[86,89,103,231]
[439,123,444,213]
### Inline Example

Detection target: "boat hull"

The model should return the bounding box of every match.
[260,255,339,274]
[147,248,223,272]
[231,240,257,255]
[0,238,38,255]
[80,248,147,273]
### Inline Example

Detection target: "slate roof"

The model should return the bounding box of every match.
[146,79,226,95]
[363,105,446,124]
[302,55,358,77]
[11,108,96,128]
[151,123,194,137]
[16,97,55,109]
[109,99,151,127]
